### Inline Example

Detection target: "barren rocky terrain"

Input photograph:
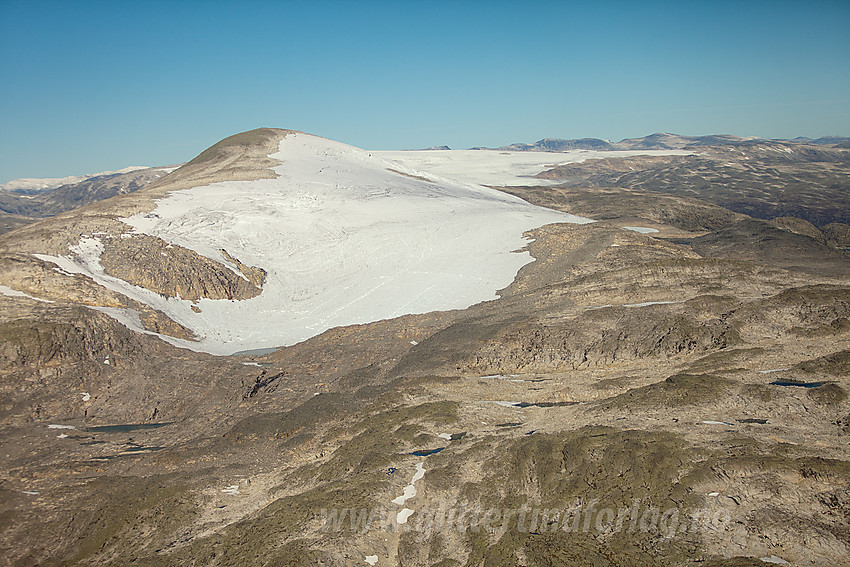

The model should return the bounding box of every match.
[0,130,848,566]
[532,141,850,227]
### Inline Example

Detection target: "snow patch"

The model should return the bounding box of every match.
[0,285,53,303]
[364,556,378,566]
[623,226,659,234]
[391,485,417,506]
[588,301,683,309]
[396,508,415,524]
[411,462,426,483]
[48,424,76,429]
[390,461,426,526]
[760,556,790,565]
[81,392,91,402]
[623,300,683,308]
[392,462,425,506]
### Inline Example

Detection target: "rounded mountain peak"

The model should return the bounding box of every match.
[148,128,301,194]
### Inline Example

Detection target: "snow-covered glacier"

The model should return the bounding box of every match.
[104,132,592,354]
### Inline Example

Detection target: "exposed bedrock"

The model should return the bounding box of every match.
[99,234,265,301]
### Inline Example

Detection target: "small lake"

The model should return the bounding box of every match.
[411,447,445,457]
[769,380,824,389]
[86,422,174,433]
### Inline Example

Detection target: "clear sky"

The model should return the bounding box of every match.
[1,0,849,182]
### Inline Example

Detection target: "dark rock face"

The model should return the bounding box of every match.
[823,222,850,248]
[0,309,141,369]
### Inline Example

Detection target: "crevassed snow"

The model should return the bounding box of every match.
[44,131,592,355]
[375,149,691,188]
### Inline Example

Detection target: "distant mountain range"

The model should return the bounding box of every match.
[0,166,176,233]
[469,132,850,152]
[0,166,155,194]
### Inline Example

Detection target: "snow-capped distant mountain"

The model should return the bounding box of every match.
[0,165,179,234]
[481,133,777,152]
[1,166,153,194]
[495,138,616,152]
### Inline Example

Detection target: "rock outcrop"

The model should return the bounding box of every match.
[100,234,265,301]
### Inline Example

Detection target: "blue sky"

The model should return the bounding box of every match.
[1,0,849,182]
